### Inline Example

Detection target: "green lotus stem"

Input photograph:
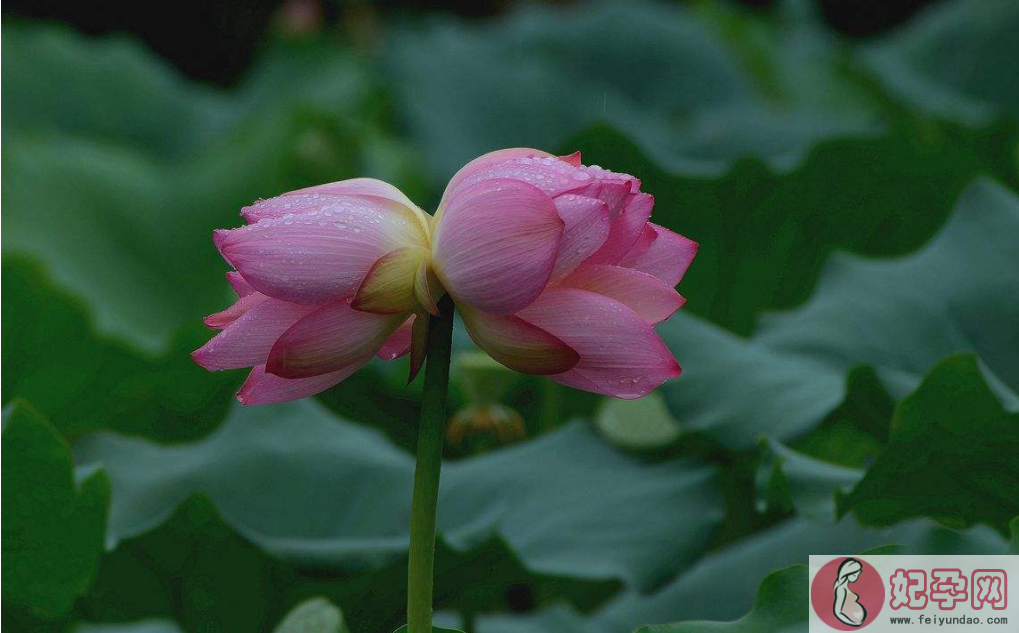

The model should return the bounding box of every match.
[407,295,455,633]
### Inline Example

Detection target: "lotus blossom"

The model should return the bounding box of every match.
[192,148,697,404]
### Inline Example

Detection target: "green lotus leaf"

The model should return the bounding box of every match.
[76,400,722,592]
[2,401,109,620]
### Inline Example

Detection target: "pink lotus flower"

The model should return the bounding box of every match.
[193,148,697,404]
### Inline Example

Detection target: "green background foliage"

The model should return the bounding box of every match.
[2,0,1018,631]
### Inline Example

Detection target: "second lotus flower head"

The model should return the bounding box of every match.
[193,148,698,404]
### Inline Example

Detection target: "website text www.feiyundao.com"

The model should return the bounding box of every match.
[887,614,1009,626]
[809,555,1017,632]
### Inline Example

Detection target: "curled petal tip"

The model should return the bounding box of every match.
[212,229,229,254]
[560,151,583,166]
[226,271,254,297]
[190,347,215,371]
[407,313,429,383]
[375,316,414,361]
[235,364,356,405]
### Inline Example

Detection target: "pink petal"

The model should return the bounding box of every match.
[376,315,415,361]
[441,152,638,209]
[624,222,657,258]
[439,148,557,209]
[618,223,698,287]
[518,288,680,399]
[203,292,268,329]
[584,193,654,265]
[459,305,578,375]
[226,271,255,297]
[192,298,316,371]
[557,264,685,324]
[432,178,563,314]
[241,192,348,224]
[296,178,418,205]
[242,178,422,224]
[549,194,611,282]
[569,180,633,219]
[266,300,408,378]
[236,364,358,405]
[215,196,428,305]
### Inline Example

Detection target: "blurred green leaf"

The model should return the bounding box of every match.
[1,254,426,446]
[385,0,881,191]
[2,119,337,353]
[71,621,184,633]
[594,392,680,451]
[471,515,1007,633]
[76,400,722,592]
[392,626,464,633]
[654,178,1019,449]
[786,366,892,469]
[2,257,240,442]
[859,0,1019,123]
[1,401,109,619]
[757,438,862,523]
[571,122,1016,335]
[76,496,286,633]
[758,354,1019,533]
[273,597,348,633]
[1,24,422,353]
[696,0,872,115]
[750,367,891,523]
[595,518,1005,631]
[1,23,430,445]
[0,24,231,158]
[840,354,1019,534]
[0,25,385,161]
[634,565,807,633]
[73,494,616,633]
